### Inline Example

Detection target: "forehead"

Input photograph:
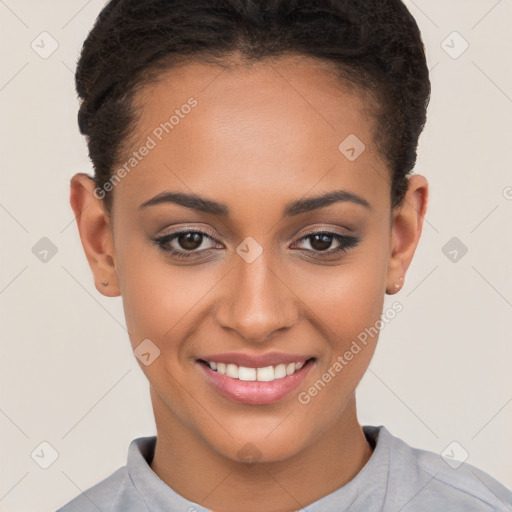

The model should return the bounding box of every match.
[113,56,390,214]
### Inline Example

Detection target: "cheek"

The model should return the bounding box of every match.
[116,236,214,350]
[121,266,214,349]
[293,234,389,347]
[291,234,388,410]
[118,254,217,413]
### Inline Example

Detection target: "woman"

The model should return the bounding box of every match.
[58,0,512,510]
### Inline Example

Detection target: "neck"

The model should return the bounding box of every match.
[149,390,373,512]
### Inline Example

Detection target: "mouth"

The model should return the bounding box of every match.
[198,358,312,381]
[196,356,316,405]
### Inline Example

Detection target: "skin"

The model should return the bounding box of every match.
[70,55,428,512]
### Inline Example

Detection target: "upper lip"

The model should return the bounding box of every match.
[197,352,315,368]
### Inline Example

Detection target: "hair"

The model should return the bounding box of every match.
[75,0,430,214]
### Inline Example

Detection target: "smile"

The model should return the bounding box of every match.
[196,357,316,405]
[204,360,305,382]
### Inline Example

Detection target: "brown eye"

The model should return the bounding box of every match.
[177,232,204,251]
[154,230,220,259]
[309,233,334,251]
[293,231,360,257]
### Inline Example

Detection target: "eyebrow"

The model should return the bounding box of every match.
[139,189,371,216]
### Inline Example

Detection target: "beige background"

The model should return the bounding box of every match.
[1,1,511,510]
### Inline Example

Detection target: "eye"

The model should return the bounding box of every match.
[292,231,360,257]
[153,228,360,261]
[154,230,221,259]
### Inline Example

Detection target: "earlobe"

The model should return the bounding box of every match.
[386,174,429,295]
[69,173,120,297]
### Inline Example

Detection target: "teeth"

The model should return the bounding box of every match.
[256,366,274,382]
[238,367,256,381]
[274,364,287,379]
[206,360,308,382]
[226,363,239,378]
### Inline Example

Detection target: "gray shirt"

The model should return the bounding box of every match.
[56,425,512,511]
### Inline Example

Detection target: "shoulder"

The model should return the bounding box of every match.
[372,426,512,511]
[55,466,140,511]
[54,436,157,512]
[411,446,512,511]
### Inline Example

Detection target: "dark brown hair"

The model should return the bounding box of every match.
[76,0,430,213]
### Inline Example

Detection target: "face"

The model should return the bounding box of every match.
[72,55,427,464]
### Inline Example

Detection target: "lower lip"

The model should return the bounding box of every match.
[197,359,315,405]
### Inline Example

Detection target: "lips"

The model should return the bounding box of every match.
[196,353,316,405]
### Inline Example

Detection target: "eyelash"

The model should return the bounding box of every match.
[153,229,360,260]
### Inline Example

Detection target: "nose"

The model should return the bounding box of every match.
[214,250,299,344]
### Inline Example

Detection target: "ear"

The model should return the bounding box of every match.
[386,174,429,295]
[69,173,120,297]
